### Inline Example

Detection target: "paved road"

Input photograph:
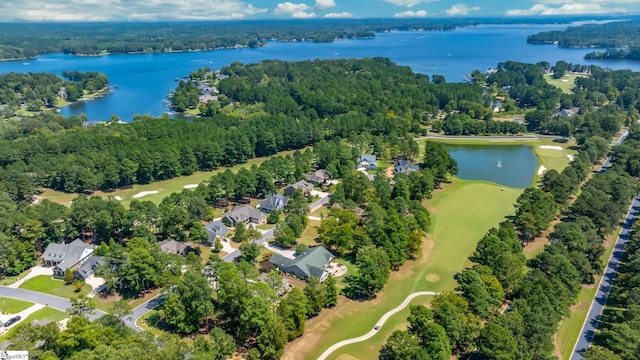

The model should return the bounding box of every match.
[317,291,440,360]
[0,286,107,323]
[127,292,167,331]
[571,194,640,359]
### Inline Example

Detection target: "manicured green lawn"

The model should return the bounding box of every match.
[39,148,302,208]
[544,73,588,94]
[555,232,618,359]
[137,309,172,337]
[0,308,67,339]
[0,297,34,314]
[296,180,523,360]
[19,275,91,299]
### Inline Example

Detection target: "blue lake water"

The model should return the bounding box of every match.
[443,144,538,188]
[1,23,640,121]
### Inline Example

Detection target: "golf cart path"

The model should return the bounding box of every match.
[317,291,440,360]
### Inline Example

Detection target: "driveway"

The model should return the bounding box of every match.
[0,303,45,335]
[7,266,53,288]
[262,242,296,259]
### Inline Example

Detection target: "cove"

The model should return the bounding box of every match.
[443,144,538,188]
[2,23,640,121]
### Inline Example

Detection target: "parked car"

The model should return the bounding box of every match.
[4,316,21,328]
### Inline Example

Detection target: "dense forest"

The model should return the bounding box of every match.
[0,58,495,196]
[528,20,640,60]
[0,71,109,111]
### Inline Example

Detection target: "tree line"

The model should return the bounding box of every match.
[527,20,640,51]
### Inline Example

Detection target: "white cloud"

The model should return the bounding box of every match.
[291,11,317,18]
[315,0,336,10]
[383,0,436,8]
[0,0,268,21]
[274,2,310,14]
[324,11,353,18]
[446,4,481,16]
[394,10,428,17]
[506,2,628,15]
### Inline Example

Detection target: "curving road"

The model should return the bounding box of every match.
[128,292,167,331]
[317,291,440,360]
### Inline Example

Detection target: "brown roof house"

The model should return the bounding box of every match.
[42,239,95,277]
[283,180,313,197]
[158,240,197,256]
[305,169,330,185]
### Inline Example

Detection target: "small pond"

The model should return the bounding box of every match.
[443,144,538,188]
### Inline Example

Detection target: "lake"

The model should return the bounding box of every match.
[1,23,640,121]
[443,144,538,188]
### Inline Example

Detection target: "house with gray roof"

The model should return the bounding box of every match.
[75,256,106,281]
[305,169,330,185]
[258,194,289,213]
[42,239,95,277]
[359,155,378,170]
[269,246,334,281]
[158,240,196,256]
[204,221,229,246]
[394,159,420,175]
[283,180,313,197]
[222,205,266,226]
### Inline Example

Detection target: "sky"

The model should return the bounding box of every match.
[0,0,638,21]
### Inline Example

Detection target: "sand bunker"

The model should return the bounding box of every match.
[540,145,563,151]
[567,154,576,161]
[114,196,122,201]
[133,190,159,199]
[538,165,547,175]
[561,79,569,82]
[183,184,199,189]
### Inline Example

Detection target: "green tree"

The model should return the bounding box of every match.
[162,270,214,334]
[323,274,338,308]
[379,330,428,360]
[67,295,95,317]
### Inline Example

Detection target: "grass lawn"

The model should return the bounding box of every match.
[92,288,163,314]
[555,233,618,359]
[19,275,91,299]
[0,269,32,286]
[0,308,67,339]
[39,148,302,208]
[544,73,588,94]
[137,309,172,338]
[284,179,523,360]
[0,297,34,314]
[298,222,320,247]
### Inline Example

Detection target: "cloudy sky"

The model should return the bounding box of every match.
[0,0,637,21]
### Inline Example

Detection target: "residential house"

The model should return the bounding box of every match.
[158,240,196,256]
[75,256,106,281]
[42,239,95,277]
[222,205,267,226]
[269,246,334,281]
[359,155,378,170]
[257,272,291,296]
[305,169,330,185]
[283,180,314,197]
[394,159,420,175]
[553,107,579,117]
[204,221,229,246]
[258,194,289,213]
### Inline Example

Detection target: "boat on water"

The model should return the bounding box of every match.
[497,158,503,168]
